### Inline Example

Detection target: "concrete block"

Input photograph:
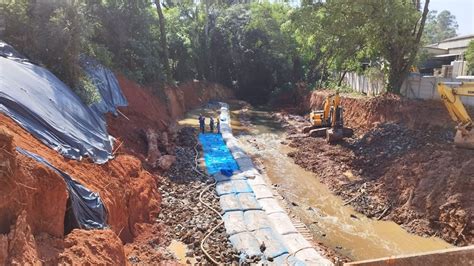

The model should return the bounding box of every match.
[244,210,271,231]
[252,184,274,199]
[216,180,234,195]
[294,248,332,266]
[271,253,304,266]
[253,228,288,259]
[229,232,262,257]
[231,180,253,193]
[237,193,262,210]
[222,211,246,236]
[281,232,313,253]
[258,198,285,214]
[268,212,298,235]
[220,193,241,212]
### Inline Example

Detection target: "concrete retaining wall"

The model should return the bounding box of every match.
[345,246,474,266]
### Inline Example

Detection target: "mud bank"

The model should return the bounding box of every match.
[0,76,233,264]
[278,91,473,247]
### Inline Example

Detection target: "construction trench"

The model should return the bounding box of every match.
[0,41,473,265]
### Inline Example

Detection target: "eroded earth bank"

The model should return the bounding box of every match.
[0,76,235,265]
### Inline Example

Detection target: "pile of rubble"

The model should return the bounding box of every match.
[350,122,454,179]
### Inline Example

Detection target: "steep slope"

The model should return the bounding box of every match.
[0,75,233,264]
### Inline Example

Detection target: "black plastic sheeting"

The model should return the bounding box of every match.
[0,41,127,164]
[81,55,128,116]
[17,147,107,231]
[0,41,27,61]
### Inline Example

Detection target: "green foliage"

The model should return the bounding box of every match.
[466,40,474,74]
[75,75,101,105]
[91,0,165,85]
[423,10,458,44]
[3,0,97,102]
[2,0,435,104]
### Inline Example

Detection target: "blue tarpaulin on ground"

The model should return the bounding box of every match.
[198,133,239,175]
[17,147,107,230]
[0,41,127,164]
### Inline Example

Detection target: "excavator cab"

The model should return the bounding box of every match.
[437,82,474,149]
[305,92,351,142]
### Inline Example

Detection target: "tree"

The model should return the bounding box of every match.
[154,0,171,81]
[466,40,474,74]
[289,0,369,86]
[363,0,431,93]
[423,10,458,44]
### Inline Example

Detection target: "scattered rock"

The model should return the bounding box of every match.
[159,127,240,264]
[158,155,176,170]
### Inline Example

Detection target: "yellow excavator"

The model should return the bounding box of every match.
[437,82,474,149]
[302,92,353,142]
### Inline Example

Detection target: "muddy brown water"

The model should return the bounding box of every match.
[179,105,452,261]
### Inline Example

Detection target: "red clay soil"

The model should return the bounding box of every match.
[108,76,233,157]
[0,75,233,265]
[280,90,474,246]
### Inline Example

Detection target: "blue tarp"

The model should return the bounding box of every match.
[0,41,127,164]
[198,133,239,175]
[17,147,107,230]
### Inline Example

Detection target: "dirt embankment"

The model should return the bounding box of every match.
[279,90,473,246]
[0,77,232,264]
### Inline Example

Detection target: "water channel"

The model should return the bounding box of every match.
[179,104,452,261]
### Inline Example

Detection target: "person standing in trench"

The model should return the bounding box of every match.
[216,115,221,134]
[199,114,205,133]
[209,116,214,133]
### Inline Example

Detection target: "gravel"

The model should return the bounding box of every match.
[160,127,240,264]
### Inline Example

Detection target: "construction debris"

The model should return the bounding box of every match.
[158,127,240,264]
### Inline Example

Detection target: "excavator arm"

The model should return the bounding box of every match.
[437,82,474,149]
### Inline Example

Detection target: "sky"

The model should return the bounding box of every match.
[428,0,474,36]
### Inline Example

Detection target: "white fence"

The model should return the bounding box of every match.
[342,72,474,106]
[342,72,385,96]
[401,75,474,106]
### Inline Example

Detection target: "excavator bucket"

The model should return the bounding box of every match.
[326,128,343,143]
[454,128,474,149]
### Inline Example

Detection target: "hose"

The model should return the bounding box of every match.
[192,141,223,265]
[284,247,313,265]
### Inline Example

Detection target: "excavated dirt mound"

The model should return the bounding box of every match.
[0,74,233,264]
[277,91,474,246]
[307,90,455,131]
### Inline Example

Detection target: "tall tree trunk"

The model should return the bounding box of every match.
[338,71,347,86]
[154,0,171,82]
[387,0,430,93]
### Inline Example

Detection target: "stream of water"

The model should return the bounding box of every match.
[179,105,452,261]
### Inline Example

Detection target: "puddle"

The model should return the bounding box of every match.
[167,240,194,264]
